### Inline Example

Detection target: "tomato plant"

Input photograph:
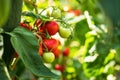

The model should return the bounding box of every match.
[1,0,120,80]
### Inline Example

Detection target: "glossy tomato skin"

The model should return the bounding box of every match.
[54,64,64,72]
[59,27,71,38]
[45,21,59,35]
[43,38,59,51]
[62,47,70,56]
[52,48,61,58]
[43,52,55,63]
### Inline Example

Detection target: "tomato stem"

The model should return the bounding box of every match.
[9,58,19,70]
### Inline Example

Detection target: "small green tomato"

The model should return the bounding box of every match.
[59,27,71,38]
[43,52,55,63]
[51,8,61,18]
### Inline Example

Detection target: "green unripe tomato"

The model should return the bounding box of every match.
[51,8,61,18]
[0,0,10,27]
[59,27,71,38]
[43,52,55,63]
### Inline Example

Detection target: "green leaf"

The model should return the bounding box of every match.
[24,0,35,11]
[115,45,120,63]
[83,36,97,57]
[0,0,10,27]
[104,49,115,65]
[74,19,90,45]
[98,0,120,26]
[83,39,110,77]
[83,63,104,78]
[0,59,11,80]
[82,36,104,77]
[40,15,52,21]
[22,11,40,19]
[22,11,52,21]
[9,27,58,78]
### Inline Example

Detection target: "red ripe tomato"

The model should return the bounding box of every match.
[35,18,42,27]
[45,21,59,35]
[20,22,32,30]
[62,47,70,56]
[70,10,81,16]
[54,64,64,72]
[43,38,59,51]
[52,48,61,58]
[39,42,43,56]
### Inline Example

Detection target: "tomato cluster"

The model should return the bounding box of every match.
[35,19,71,63]
[19,18,71,64]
